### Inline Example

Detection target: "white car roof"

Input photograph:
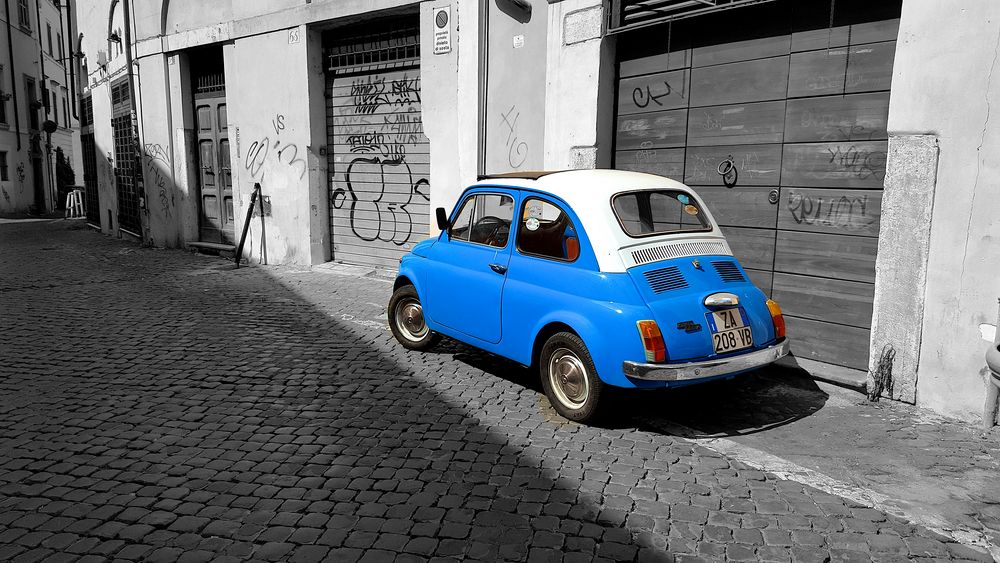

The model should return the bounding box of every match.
[470,170,733,273]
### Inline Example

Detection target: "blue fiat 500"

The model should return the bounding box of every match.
[388,170,789,422]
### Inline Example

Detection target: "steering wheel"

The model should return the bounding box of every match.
[472,215,508,246]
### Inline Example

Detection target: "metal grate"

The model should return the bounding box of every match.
[609,0,777,34]
[629,240,730,267]
[325,19,420,72]
[194,73,225,95]
[112,114,140,234]
[644,266,688,293]
[111,82,130,106]
[80,95,93,127]
[712,260,745,282]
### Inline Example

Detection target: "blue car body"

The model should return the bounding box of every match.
[394,170,788,391]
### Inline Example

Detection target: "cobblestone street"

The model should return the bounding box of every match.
[0,220,996,562]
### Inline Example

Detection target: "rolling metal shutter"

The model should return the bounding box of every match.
[614,0,901,372]
[325,18,430,270]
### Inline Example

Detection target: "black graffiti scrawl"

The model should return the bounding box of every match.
[332,157,430,246]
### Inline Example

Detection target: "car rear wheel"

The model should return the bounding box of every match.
[388,285,440,351]
[540,332,604,422]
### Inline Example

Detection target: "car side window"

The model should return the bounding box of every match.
[516,198,580,262]
[449,197,475,242]
[449,193,514,248]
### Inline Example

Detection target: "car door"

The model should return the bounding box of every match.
[424,189,518,344]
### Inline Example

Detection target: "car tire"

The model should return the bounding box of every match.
[388,285,440,351]
[540,332,604,423]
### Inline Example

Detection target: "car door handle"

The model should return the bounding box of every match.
[489,263,507,275]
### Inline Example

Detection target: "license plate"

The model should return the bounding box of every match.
[709,308,753,354]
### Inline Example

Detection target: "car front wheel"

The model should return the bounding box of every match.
[540,332,604,422]
[388,285,440,351]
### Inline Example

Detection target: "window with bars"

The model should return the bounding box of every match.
[17,0,30,30]
[0,152,8,181]
[111,78,140,234]
[324,18,420,72]
[111,82,130,106]
[81,95,93,127]
[82,133,100,225]
[112,114,140,234]
[81,94,100,226]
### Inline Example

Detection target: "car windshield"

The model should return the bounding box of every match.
[612,190,711,237]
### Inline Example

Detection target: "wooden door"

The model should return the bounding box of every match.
[195,96,233,244]
[614,0,901,372]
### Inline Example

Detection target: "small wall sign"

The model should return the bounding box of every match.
[433,6,452,54]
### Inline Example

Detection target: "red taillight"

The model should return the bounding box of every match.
[636,320,666,363]
[766,299,785,339]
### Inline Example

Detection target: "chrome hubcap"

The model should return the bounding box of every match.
[395,298,428,342]
[548,348,589,410]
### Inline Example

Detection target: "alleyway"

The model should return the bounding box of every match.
[0,219,997,562]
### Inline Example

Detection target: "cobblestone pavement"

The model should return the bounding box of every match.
[0,219,995,562]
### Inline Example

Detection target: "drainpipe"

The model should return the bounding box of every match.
[56,0,69,112]
[4,0,21,150]
[63,0,77,119]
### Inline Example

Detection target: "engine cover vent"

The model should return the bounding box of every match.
[644,266,688,294]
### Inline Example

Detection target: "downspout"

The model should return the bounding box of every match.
[33,0,47,114]
[64,0,76,119]
[57,0,68,112]
[4,0,21,150]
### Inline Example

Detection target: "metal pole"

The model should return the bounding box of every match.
[234,183,261,268]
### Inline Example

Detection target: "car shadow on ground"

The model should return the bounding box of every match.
[444,339,829,438]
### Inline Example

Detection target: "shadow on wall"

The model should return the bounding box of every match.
[139,141,186,248]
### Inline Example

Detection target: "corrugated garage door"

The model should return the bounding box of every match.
[325,20,430,270]
[614,0,901,372]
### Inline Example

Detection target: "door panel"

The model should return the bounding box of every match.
[194,96,231,243]
[423,192,517,344]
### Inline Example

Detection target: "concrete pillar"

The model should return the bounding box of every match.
[543,0,614,170]
[868,134,939,403]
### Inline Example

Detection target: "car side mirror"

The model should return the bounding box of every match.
[435,207,450,231]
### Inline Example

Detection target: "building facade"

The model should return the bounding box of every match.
[74,0,999,424]
[1,0,81,214]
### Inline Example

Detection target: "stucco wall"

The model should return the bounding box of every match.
[543,0,612,170]
[136,54,183,247]
[883,0,1000,420]
[420,0,482,231]
[226,26,321,265]
[483,0,547,174]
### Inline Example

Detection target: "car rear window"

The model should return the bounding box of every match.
[612,190,711,237]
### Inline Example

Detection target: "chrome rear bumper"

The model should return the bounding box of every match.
[623,338,790,382]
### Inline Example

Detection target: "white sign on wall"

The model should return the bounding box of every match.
[433,6,452,54]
